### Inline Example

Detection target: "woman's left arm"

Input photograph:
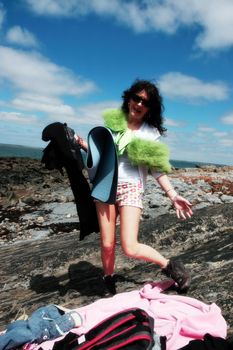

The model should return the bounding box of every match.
[156,174,193,219]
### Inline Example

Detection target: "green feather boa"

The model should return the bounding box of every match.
[103,109,171,173]
[127,138,171,173]
[103,109,127,132]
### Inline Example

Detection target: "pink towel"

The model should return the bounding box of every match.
[140,282,227,349]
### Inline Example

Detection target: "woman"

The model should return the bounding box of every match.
[77,79,193,294]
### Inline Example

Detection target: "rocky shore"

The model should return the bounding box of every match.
[0,157,233,340]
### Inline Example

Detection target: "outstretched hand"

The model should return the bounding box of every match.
[172,195,193,219]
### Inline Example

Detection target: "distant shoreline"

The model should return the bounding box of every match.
[0,143,228,169]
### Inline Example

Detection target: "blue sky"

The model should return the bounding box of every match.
[0,0,233,165]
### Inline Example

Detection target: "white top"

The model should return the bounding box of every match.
[118,153,140,182]
[116,123,163,188]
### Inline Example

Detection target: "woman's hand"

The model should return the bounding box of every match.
[75,135,88,151]
[172,195,193,219]
[155,174,193,219]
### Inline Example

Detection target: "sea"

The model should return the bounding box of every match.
[0,143,225,169]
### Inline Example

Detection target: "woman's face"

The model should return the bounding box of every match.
[128,89,149,121]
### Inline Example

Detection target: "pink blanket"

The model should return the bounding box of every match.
[33,280,227,350]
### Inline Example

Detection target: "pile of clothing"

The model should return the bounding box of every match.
[1,281,232,350]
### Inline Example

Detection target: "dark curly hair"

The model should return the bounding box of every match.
[121,79,166,135]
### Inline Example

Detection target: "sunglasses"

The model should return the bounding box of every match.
[131,93,150,108]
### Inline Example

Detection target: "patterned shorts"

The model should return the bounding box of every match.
[116,181,144,209]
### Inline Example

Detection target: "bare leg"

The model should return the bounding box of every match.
[119,206,168,268]
[95,202,118,275]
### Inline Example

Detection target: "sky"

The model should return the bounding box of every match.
[0,0,233,165]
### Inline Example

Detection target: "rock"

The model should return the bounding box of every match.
[221,194,233,203]
[36,216,45,224]
[0,158,233,340]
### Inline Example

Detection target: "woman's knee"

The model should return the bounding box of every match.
[101,240,115,255]
[121,242,138,258]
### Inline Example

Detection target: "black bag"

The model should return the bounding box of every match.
[52,308,165,350]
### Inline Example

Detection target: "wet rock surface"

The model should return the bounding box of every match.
[0,157,233,339]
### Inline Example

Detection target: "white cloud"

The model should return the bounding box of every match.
[74,100,119,125]
[165,118,181,127]
[6,26,39,47]
[198,126,216,133]
[193,0,233,50]
[219,138,233,147]
[158,72,229,102]
[25,0,83,17]
[0,45,100,131]
[0,110,38,124]
[221,112,233,125]
[213,131,228,137]
[24,0,233,51]
[9,95,117,128]
[26,0,122,18]
[0,46,97,97]
[12,93,76,117]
